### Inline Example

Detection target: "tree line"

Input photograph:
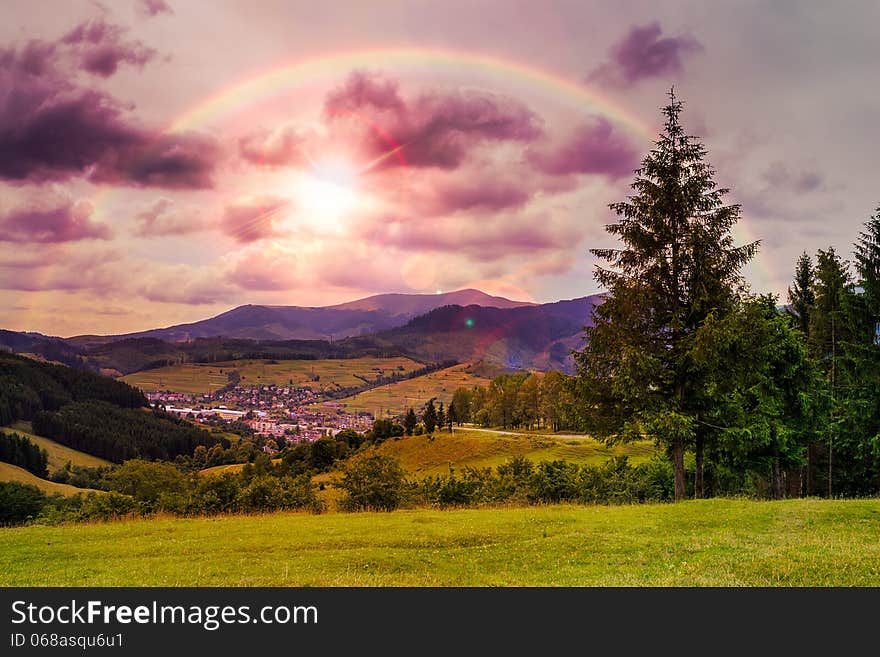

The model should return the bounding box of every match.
[0,351,146,426]
[573,90,880,500]
[32,401,227,463]
[0,432,48,478]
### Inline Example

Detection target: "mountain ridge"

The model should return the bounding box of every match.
[66,288,537,344]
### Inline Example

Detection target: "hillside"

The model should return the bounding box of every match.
[2,291,600,375]
[3,499,879,585]
[342,296,600,372]
[326,364,490,417]
[353,429,656,477]
[123,356,424,395]
[0,462,101,497]
[0,422,112,473]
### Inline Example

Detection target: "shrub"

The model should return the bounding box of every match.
[340,455,406,511]
[0,481,47,525]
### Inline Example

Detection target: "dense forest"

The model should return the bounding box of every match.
[0,432,48,478]
[32,401,226,463]
[0,351,147,426]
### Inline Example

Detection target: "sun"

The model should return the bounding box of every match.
[295,157,360,230]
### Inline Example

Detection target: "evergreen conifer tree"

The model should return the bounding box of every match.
[575,90,758,500]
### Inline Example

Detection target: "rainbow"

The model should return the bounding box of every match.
[79,47,779,327]
[167,47,658,142]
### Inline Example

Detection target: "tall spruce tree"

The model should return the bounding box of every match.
[575,90,758,500]
[807,248,856,496]
[423,398,437,434]
[854,206,880,338]
[788,252,815,336]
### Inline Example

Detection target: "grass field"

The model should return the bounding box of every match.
[197,430,654,482]
[0,462,102,497]
[329,364,489,416]
[1,421,112,473]
[121,357,423,395]
[366,429,657,477]
[2,498,879,586]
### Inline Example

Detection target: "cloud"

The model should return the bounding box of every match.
[0,21,214,188]
[137,0,174,17]
[0,48,218,187]
[62,18,157,78]
[220,196,289,243]
[133,198,207,236]
[526,118,639,179]
[239,124,308,167]
[408,174,533,216]
[761,162,825,193]
[137,264,234,305]
[323,71,543,169]
[0,199,111,243]
[589,22,702,87]
[226,242,299,291]
[356,209,580,260]
[89,131,221,189]
[0,246,123,292]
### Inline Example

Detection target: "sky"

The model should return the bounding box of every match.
[1,0,878,336]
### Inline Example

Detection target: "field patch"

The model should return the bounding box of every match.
[363,429,656,477]
[122,357,424,395]
[2,499,879,585]
[329,364,489,417]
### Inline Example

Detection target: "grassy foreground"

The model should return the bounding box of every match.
[2,499,879,586]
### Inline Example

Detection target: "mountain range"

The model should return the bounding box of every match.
[0,289,600,375]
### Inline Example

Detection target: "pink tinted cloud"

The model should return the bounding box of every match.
[226,243,299,291]
[138,0,174,17]
[0,246,123,292]
[410,175,533,216]
[526,118,639,179]
[589,22,702,87]
[220,196,289,243]
[323,71,543,170]
[62,18,157,78]
[239,124,308,167]
[357,210,579,260]
[0,25,216,188]
[134,198,207,236]
[0,200,111,243]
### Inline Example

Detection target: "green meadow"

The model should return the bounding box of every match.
[2,498,879,586]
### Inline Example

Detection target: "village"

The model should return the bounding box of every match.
[145,383,375,443]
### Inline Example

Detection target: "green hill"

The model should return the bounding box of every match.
[2,499,878,586]
[361,429,656,477]
[326,364,489,417]
[0,462,101,497]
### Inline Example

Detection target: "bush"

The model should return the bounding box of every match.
[0,481,47,525]
[340,455,406,511]
[105,460,191,509]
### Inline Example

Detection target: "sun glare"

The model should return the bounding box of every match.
[295,157,360,230]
